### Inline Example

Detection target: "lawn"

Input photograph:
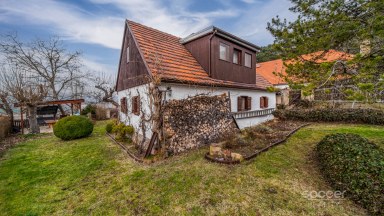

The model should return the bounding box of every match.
[1,122,383,215]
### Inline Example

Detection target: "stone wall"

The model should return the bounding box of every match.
[0,116,11,139]
[162,94,237,154]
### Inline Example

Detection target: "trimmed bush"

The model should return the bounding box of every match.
[105,122,113,133]
[273,108,384,125]
[53,116,94,140]
[81,104,96,115]
[112,123,134,141]
[316,133,384,215]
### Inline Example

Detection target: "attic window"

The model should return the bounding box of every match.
[233,48,242,65]
[219,43,230,61]
[126,46,130,63]
[245,53,252,68]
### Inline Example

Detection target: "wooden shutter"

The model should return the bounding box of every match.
[132,96,140,115]
[237,96,242,112]
[260,97,265,108]
[265,97,269,108]
[120,97,127,114]
[246,97,252,110]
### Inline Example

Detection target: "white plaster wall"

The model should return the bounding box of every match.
[160,83,276,129]
[117,84,153,139]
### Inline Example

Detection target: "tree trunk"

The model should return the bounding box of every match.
[27,105,40,134]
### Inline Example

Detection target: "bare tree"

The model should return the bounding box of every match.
[91,73,118,107]
[0,64,48,133]
[0,33,85,115]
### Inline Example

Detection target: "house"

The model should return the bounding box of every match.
[115,20,275,152]
[256,50,353,105]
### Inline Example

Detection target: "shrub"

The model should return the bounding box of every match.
[81,104,96,115]
[273,108,384,125]
[112,123,134,141]
[95,106,108,120]
[105,122,113,133]
[316,133,384,215]
[53,116,94,140]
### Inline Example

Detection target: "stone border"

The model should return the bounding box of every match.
[205,123,311,164]
[106,133,143,163]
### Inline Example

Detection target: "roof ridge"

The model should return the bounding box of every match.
[126,20,181,40]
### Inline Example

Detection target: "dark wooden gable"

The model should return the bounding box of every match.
[116,22,151,91]
[184,33,257,85]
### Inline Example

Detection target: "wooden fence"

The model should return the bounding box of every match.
[13,119,30,129]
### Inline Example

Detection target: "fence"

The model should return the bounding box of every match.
[232,108,275,119]
[13,119,30,130]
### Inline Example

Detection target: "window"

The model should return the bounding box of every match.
[120,97,127,114]
[126,46,130,63]
[132,96,140,115]
[237,96,252,112]
[219,43,230,61]
[233,48,242,65]
[260,96,269,109]
[245,53,252,68]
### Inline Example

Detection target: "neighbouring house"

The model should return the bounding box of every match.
[257,50,354,105]
[116,20,276,153]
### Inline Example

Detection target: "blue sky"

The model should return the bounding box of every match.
[0,0,295,76]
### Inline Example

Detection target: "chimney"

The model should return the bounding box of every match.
[360,39,371,56]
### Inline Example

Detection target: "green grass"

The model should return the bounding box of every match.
[1,122,382,215]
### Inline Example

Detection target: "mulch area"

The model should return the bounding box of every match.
[223,120,307,158]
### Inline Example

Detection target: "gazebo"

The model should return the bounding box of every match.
[14,99,84,134]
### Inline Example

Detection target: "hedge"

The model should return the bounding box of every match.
[273,108,384,125]
[53,116,94,140]
[316,133,384,215]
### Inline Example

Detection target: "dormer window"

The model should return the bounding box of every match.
[126,46,130,63]
[219,43,230,61]
[245,53,252,68]
[233,48,241,65]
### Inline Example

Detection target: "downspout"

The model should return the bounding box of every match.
[208,29,217,77]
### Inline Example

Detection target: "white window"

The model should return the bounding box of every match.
[219,43,230,61]
[233,49,241,65]
[245,53,252,68]
[126,46,130,63]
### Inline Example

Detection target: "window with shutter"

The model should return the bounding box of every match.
[246,97,252,110]
[264,97,269,108]
[260,97,265,108]
[237,96,243,112]
[132,96,140,115]
[120,97,127,114]
[126,46,130,63]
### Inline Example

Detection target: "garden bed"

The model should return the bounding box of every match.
[206,120,308,163]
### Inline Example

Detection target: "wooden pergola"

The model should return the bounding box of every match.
[14,99,84,134]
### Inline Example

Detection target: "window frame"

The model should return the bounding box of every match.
[132,96,140,115]
[120,97,127,114]
[237,96,252,112]
[219,42,230,62]
[233,48,242,65]
[260,96,269,109]
[244,52,252,68]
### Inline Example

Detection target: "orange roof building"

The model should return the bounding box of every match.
[256,50,354,86]
[116,20,278,137]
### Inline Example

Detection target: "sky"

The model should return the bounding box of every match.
[0,0,295,76]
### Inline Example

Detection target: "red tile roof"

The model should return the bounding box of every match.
[127,20,271,90]
[256,50,354,85]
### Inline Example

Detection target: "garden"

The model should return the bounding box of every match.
[0,119,383,215]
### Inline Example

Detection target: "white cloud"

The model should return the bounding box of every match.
[0,0,124,49]
[0,0,239,49]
